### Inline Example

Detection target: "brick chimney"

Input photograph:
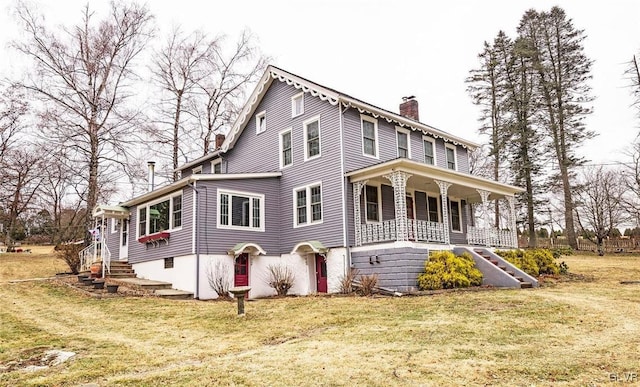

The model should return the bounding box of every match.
[215,133,225,149]
[399,96,419,121]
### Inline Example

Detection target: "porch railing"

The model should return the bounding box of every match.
[360,218,447,245]
[468,225,516,248]
[408,219,447,243]
[79,242,111,278]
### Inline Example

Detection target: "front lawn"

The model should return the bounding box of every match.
[1,253,639,386]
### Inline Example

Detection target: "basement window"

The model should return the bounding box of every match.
[164,257,174,269]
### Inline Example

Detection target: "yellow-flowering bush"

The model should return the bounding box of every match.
[417,251,483,290]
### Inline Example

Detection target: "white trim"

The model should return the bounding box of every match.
[137,190,184,238]
[303,114,321,162]
[396,126,411,159]
[293,181,324,228]
[210,159,222,174]
[110,218,118,234]
[255,110,266,134]
[339,104,347,248]
[445,143,458,171]
[364,183,382,223]
[279,127,293,169]
[217,188,265,232]
[192,165,203,175]
[422,136,437,166]
[291,92,304,118]
[449,198,463,233]
[192,183,197,254]
[360,114,379,159]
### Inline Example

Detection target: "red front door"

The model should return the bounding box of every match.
[234,253,249,287]
[316,254,327,293]
[406,196,415,240]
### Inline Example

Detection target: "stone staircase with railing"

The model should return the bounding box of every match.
[454,247,538,289]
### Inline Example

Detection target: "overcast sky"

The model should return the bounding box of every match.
[2,0,639,166]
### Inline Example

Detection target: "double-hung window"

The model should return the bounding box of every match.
[365,185,380,222]
[450,199,462,232]
[427,196,439,222]
[304,116,321,161]
[218,190,264,231]
[279,128,292,168]
[446,144,457,170]
[172,195,182,228]
[396,127,411,158]
[361,115,378,157]
[211,159,222,174]
[294,183,323,227]
[292,92,304,117]
[423,137,435,165]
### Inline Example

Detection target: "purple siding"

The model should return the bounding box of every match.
[105,219,121,259]
[342,107,470,174]
[224,80,345,252]
[127,188,194,265]
[196,178,281,255]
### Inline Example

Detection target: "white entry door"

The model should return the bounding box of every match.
[119,219,129,260]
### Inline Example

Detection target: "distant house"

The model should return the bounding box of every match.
[89,66,533,299]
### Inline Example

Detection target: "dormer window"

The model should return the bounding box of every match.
[292,92,304,117]
[256,110,266,134]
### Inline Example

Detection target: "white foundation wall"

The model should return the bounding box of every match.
[132,255,197,295]
[326,248,348,293]
[130,247,349,300]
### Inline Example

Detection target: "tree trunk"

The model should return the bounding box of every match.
[86,120,99,246]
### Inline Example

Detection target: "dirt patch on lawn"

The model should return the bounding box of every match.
[0,347,75,373]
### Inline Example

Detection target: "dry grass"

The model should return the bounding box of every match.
[1,253,640,386]
[0,248,68,282]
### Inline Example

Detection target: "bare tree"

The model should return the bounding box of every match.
[150,28,213,181]
[193,29,268,155]
[1,148,45,246]
[574,166,627,255]
[626,54,640,120]
[13,1,154,242]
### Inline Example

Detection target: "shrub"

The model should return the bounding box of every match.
[206,260,232,299]
[497,248,563,276]
[359,273,378,296]
[56,243,83,274]
[266,264,295,296]
[338,268,359,294]
[417,251,482,290]
[550,247,573,259]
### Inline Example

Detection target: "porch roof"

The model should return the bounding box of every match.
[291,240,328,255]
[228,242,267,256]
[345,158,524,203]
[92,205,130,219]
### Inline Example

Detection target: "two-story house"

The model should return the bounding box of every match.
[89,65,532,299]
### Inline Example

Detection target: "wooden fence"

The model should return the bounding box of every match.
[518,237,640,252]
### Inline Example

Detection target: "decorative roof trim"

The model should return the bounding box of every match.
[340,99,477,149]
[290,240,328,255]
[228,242,267,256]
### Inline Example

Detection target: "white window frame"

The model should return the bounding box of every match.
[192,165,203,175]
[449,199,463,233]
[291,92,304,118]
[361,115,379,159]
[445,143,457,171]
[255,110,266,134]
[396,126,411,159]
[111,218,118,234]
[364,184,382,223]
[217,189,265,232]
[279,127,293,169]
[293,182,323,228]
[136,190,184,238]
[422,136,437,166]
[303,115,321,161]
[211,159,222,174]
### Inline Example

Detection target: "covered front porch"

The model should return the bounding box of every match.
[347,159,523,248]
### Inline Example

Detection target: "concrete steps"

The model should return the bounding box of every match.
[106,261,136,278]
[113,277,194,299]
[473,248,536,289]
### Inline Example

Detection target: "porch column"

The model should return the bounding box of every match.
[506,195,518,248]
[353,180,367,246]
[434,180,451,244]
[383,171,411,242]
[477,189,491,247]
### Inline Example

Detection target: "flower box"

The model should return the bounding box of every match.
[138,231,170,245]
